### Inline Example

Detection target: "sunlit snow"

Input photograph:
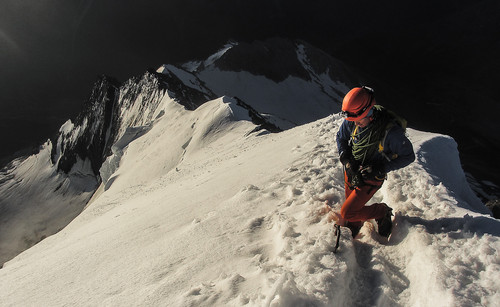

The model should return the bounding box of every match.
[1,95,498,306]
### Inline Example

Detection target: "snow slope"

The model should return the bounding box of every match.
[0,140,97,265]
[1,95,498,306]
[0,39,358,267]
[0,73,168,266]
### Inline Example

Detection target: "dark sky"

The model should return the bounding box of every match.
[1,0,499,184]
[0,0,332,159]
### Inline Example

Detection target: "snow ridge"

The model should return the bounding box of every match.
[0,69,210,266]
[1,97,498,306]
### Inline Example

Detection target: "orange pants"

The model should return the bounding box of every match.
[340,171,387,227]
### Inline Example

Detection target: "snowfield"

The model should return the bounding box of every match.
[1,96,499,306]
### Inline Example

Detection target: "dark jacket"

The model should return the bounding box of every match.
[336,117,415,173]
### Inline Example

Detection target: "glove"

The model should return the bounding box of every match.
[340,151,362,186]
[339,151,350,165]
[360,164,386,181]
[339,151,354,169]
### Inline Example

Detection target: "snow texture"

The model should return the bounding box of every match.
[1,96,499,307]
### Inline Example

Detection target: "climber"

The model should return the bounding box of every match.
[336,86,415,237]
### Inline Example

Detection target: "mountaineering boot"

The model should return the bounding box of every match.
[345,221,362,238]
[376,204,393,237]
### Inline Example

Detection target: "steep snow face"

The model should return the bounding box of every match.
[0,141,97,266]
[1,97,498,306]
[157,38,357,130]
[203,42,238,67]
[115,72,170,137]
[0,72,173,266]
[195,68,346,129]
[194,40,353,129]
[157,64,212,96]
[165,42,237,73]
[53,70,207,179]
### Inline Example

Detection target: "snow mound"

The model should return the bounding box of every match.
[1,98,499,307]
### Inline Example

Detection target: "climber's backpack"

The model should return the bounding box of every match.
[372,105,407,161]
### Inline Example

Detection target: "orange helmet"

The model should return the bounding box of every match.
[341,86,376,121]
